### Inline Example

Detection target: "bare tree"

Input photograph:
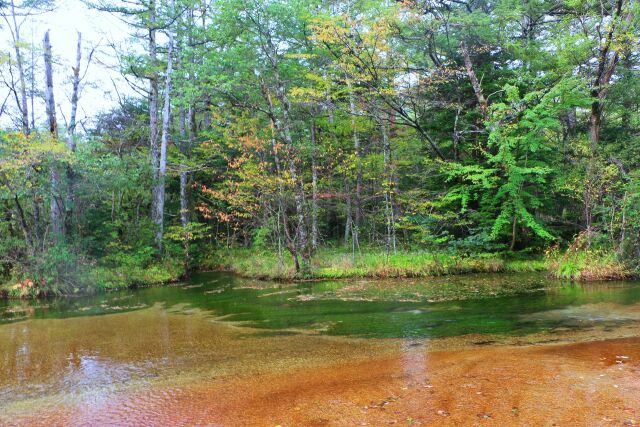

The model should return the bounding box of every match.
[154,25,174,250]
[43,30,64,238]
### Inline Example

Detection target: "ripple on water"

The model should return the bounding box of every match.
[1,272,640,425]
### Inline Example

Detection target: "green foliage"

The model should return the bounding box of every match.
[2,0,640,295]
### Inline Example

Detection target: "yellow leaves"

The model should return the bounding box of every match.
[0,132,72,191]
[309,16,350,44]
[289,86,325,103]
[285,53,317,60]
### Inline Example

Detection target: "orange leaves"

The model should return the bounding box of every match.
[196,204,214,220]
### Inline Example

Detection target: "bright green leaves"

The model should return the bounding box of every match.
[440,77,591,247]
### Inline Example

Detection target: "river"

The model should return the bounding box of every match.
[1,272,639,425]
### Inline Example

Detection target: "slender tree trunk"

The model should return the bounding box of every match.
[68,32,82,152]
[149,0,161,232]
[274,75,308,269]
[347,80,362,247]
[179,105,189,229]
[460,40,489,122]
[154,28,174,251]
[10,0,29,135]
[64,32,82,232]
[13,195,33,256]
[510,214,517,251]
[44,30,64,240]
[30,31,35,131]
[344,180,352,244]
[380,117,396,254]
[262,83,299,270]
[178,89,191,269]
[310,116,319,251]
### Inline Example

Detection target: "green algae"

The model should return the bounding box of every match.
[2,272,640,339]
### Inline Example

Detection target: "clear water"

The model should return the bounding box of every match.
[2,272,640,339]
[2,272,640,424]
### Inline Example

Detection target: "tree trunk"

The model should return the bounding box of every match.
[179,105,189,229]
[13,195,34,256]
[68,32,82,151]
[154,28,174,251]
[44,30,64,240]
[584,0,627,239]
[261,83,299,271]
[310,116,319,251]
[460,40,489,122]
[64,32,82,233]
[149,0,161,232]
[344,180,353,244]
[380,117,396,254]
[274,75,308,269]
[10,0,29,135]
[178,88,191,269]
[347,80,362,245]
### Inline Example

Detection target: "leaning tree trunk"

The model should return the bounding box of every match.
[460,40,489,122]
[44,30,64,240]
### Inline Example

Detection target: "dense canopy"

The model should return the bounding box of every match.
[1,0,639,294]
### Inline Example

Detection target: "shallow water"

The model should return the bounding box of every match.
[1,272,639,425]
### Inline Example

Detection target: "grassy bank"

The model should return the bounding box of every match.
[4,245,633,299]
[1,258,185,299]
[202,248,547,280]
[545,248,632,281]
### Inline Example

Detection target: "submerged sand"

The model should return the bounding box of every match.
[0,304,638,426]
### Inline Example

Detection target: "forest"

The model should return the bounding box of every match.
[1,0,640,297]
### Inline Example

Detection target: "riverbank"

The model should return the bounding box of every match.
[0,258,185,299]
[207,247,638,283]
[2,246,634,299]
[546,247,632,281]
[203,248,547,280]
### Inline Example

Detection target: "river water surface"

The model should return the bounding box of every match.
[1,272,639,425]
